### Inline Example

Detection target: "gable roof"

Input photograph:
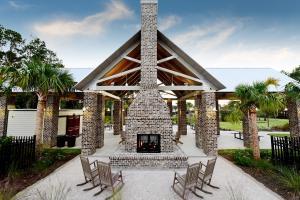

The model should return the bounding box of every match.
[74,30,225,91]
[69,67,296,93]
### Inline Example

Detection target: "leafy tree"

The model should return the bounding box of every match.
[223,101,243,124]
[22,38,63,67]
[4,59,74,146]
[235,78,284,160]
[0,25,24,68]
[284,66,300,101]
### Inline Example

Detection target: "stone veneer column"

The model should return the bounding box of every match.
[216,99,220,135]
[195,95,203,148]
[0,95,8,137]
[82,92,98,155]
[95,94,105,148]
[242,110,251,148]
[113,100,122,135]
[167,99,172,116]
[200,92,218,156]
[287,99,300,137]
[178,99,187,135]
[43,95,59,147]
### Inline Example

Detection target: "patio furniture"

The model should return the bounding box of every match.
[77,156,100,191]
[94,161,124,197]
[233,132,263,141]
[172,163,202,200]
[196,157,219,194]
[173,131,183,145]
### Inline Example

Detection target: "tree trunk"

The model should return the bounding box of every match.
[249,105,260,160]
[35,94,47,146]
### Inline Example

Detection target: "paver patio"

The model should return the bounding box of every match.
[16,127,284,200]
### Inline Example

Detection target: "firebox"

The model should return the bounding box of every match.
[137,134,161,153]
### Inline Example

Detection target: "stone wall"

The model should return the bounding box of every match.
[178,99,187,135]
[195,94,202,148]
[0,95,8,137]
[287,99,300,137]
[43,95,59,147]
[195,92,218,156]
[113,100,122,135]
[82,92,105,155]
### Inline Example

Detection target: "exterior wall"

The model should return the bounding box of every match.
[43,95,59,147]
[287,99,300,137]
[7,109,83,137]
[178,99,187,135]
[0,95,8,137]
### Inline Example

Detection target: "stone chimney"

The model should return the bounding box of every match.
[124,0,173,153]
[140,0,158,89]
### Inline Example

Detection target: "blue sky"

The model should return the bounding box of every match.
[1,0,300,71]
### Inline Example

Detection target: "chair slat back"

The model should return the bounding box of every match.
[203,158,217,181]
[97,161,113,186]
[185,163,200,187]
[80,156,92,180]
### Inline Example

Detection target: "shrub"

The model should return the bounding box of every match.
[277,167,300,198]
[233,150,253,167]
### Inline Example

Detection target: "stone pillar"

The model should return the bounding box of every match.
[242,110,251,148]
[216,99,220,135]
[287,99,300,137]
[167,99,172,116]
[95,94,105,148]
[200,92,218,156]
[195,95,203,148]
[43,95,59,147]
[178,99,187,135]
[0,95,8,137]
[113,100,122,135]
[82,92,98,156]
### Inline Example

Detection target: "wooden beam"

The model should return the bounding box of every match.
[156,66,202,83]
[157,55,177,64]
[178,91,201,100]
[95,85,204,91]
[83,90,121,100]
[159,86,204,91]
[124,56,141,64]
[97,67,141,83]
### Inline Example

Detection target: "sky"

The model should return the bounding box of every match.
[1,0,300,72]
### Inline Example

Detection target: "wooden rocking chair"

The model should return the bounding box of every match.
[172,163,202,200]
[77,156,100,191]
[196,157,219,194]
[173,131,183,144]
[94,161,124,197]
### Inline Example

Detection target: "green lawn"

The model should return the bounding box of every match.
[220,118,289,131]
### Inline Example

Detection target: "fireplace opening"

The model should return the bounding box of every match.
[137,134,161,153]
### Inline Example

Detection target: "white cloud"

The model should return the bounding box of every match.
[34,0,133,37]
[9,1,30,10]
[173,20,239,50]
[159,15,181,31]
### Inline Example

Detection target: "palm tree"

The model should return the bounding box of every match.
[4,59,74,146]
[235,78,284,160]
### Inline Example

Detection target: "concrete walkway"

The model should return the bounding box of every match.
[16,127,284,200]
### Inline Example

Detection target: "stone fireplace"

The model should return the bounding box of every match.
[124,0,173,153]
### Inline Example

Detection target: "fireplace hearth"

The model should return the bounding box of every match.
[137,134,161,153]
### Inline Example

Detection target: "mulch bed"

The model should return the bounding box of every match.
[0,154,78,197]
[221,155,295,200]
